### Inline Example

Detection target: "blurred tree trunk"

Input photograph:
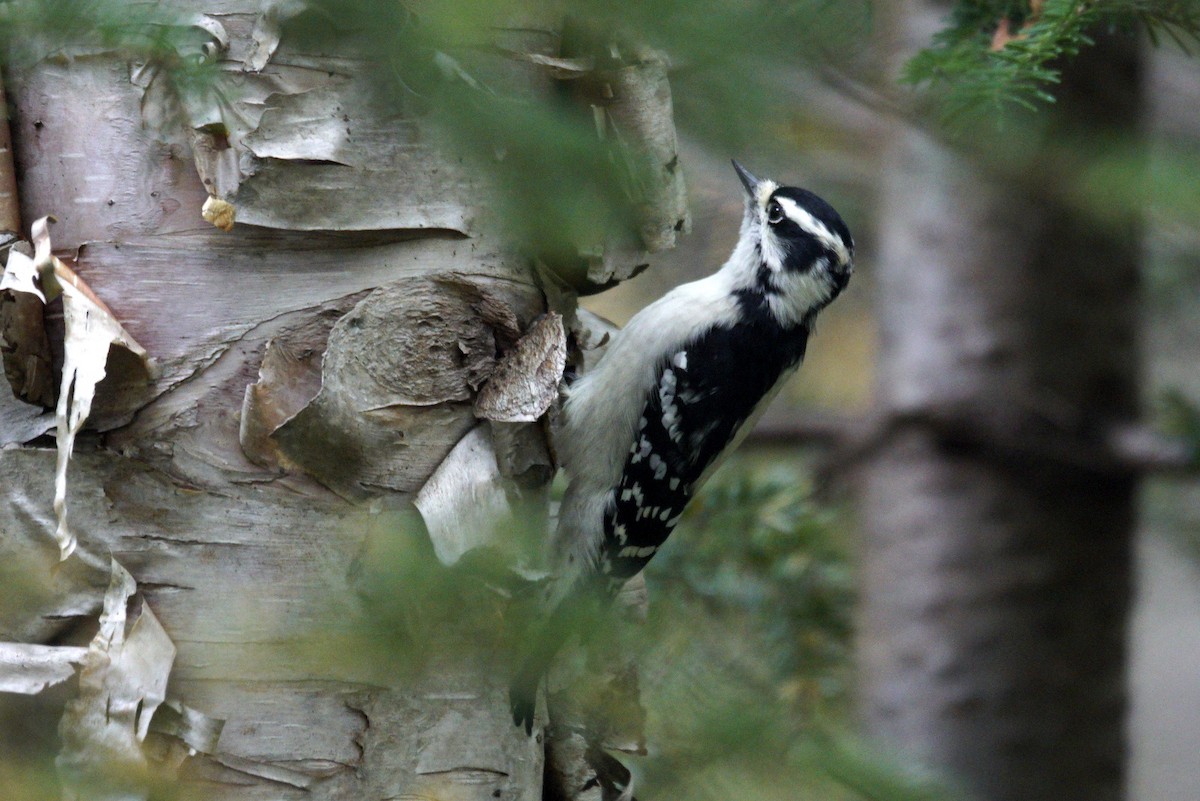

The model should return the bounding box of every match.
[857,4,1143,801]
[0,5,684,800]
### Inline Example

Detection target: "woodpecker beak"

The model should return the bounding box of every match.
[732,159,760,197]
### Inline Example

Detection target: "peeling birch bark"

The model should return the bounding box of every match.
[1,220,154,559]
[132,17,488,234]
[1,4,688,797]
[56,560,175,801]
[491,421,555,485]
[536,40,690,290]
[145,699,225,762]
[239,325,331,471]
[0,256,56,408]
[605,48,690,254]
[417,425,529,568]
[0,244,56,443]
[475,312,566,424]
[245,0,307,72]
[415,420,553,573]
[0,643,88,695]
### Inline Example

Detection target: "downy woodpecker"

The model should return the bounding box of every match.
[511,161,853,733]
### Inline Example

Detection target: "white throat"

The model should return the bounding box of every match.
[721,210,836,330]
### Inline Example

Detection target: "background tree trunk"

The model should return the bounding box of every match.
[857,4,1144,800]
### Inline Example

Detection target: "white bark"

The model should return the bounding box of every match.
[0,3,685,798]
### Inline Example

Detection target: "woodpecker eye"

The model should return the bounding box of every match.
[766,200,784,225]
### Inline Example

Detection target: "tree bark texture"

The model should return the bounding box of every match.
[858,6,1143,801]
[0,3,686,799]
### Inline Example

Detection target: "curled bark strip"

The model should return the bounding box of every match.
[604,48,690,254]
[146,699,225,757]
[1,241,54,410]
[240,335,327,470]
[246,0,307,72]
[490,420,554,485]
[0,642,88,695]
[57,559,176,800]
[1,219,154,559]
[415,425,517,567]
[474,312,566,423]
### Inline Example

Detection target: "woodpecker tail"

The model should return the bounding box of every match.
[508,604,572,735]
[509,657,543,735]
[509,575,614,734]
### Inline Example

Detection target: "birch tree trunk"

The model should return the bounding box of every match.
[857,4,1144,800]
[0,4,686,799]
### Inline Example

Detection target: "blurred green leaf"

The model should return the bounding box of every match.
[649,457,854,702]
[803,726,966,801]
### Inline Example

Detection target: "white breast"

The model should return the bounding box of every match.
[557,270,741,495]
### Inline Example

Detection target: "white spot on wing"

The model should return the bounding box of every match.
[649,453,667,480]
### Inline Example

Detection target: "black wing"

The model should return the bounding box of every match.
[598,319,809,583]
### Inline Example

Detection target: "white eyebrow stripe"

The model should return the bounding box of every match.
[775,195,850,264]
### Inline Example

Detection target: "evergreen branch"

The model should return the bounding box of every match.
[904,0,1200,122]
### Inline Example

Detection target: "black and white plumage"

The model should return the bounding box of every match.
[510,161,853,733]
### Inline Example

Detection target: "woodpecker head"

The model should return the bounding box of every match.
[730,160,853,327]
